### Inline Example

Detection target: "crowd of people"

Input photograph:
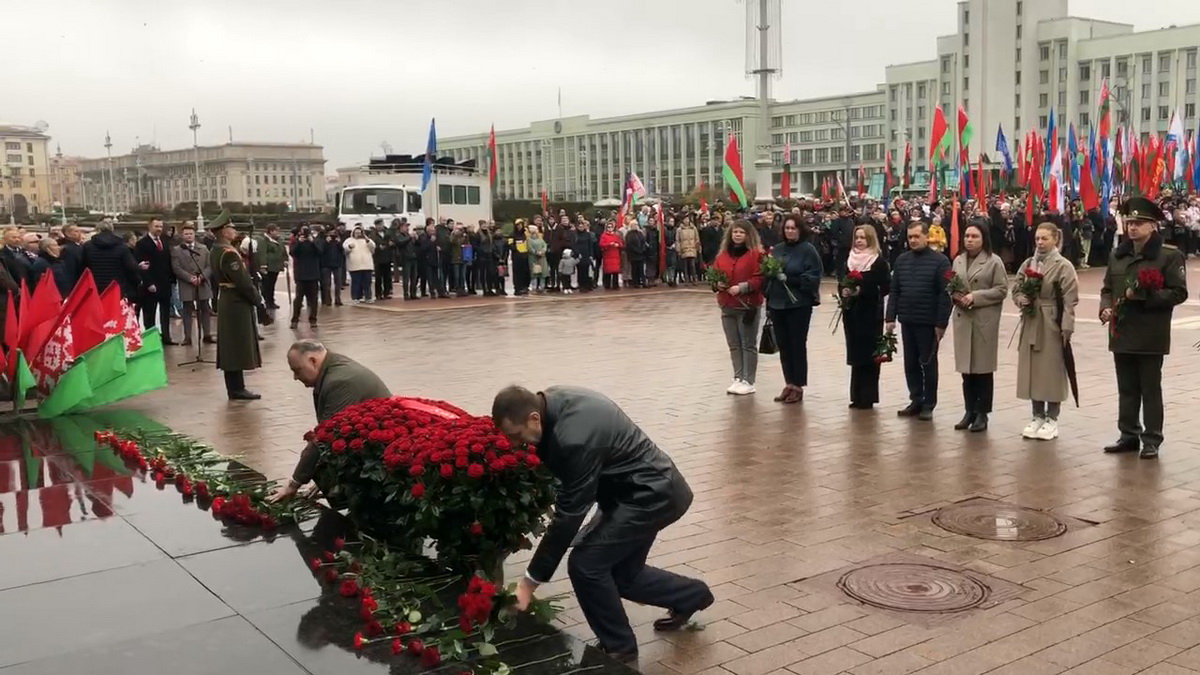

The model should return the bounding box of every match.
[704,192,1189,461]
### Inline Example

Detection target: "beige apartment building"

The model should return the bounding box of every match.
[0,124,52,219]
[78,142,326,213]
[442,0,1200,202]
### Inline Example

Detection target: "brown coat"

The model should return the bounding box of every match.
[1013,250,1078,402]
[951,251,1008,374]
[676,224,699,258]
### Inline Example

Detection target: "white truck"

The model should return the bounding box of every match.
[334,158,493,230]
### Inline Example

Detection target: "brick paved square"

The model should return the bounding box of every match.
[115,267,1200,674]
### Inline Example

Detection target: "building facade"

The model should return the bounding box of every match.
[442,0,1200,203]
[885,0,1200,167]
[0,124,52,219]
[78,142,326,213]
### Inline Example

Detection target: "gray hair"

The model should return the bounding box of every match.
[96,220,115,232]
[38,237,56,254]
[288,339,326,355]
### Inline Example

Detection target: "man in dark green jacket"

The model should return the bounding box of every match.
[268,339,392,502]
[1099,197,1188,459]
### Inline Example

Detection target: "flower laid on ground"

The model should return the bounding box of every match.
[94,430,315,530]
[944,269,969,303]
[873,332,898,365]
[1016,268,1044,317]
[760,255,798,302]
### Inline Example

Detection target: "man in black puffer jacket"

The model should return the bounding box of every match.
[885,221,952,421]
[82,220,143,299]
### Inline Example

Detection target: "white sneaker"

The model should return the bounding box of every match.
[726,379,743,394]
[1035,419,1059,440]
[736,381,756,395]
[1022,417,1045,439]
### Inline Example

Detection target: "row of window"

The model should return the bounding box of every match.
[771,144,887,166]
[769,125,885,145]
[5,154,34,166]
[437,184,482,206]
[3,142,35,153]
[769,106,886,129]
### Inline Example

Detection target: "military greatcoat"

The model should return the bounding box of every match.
[210,243,262,372]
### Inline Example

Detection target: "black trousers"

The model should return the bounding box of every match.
[602,272,619,290]
[630,260,646,287]
[260,271,280,308]
[901,323,939,408]
[850,363,881,405]
[374,261,393,298]
[961,373,995,414]
[771,306,813,387]
[547,252,562,289]
[567,531,713,653]
[223,370,245,394]
[292,280,319,324]
[319,267,343,305]
[1114,353,1165,446]
[576,258,592,290]
[140,293,172,342]
[402,261,419,298]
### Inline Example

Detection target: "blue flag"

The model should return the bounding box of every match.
[1045,107,1057,180]
[1068,124,1080,197]
[421,118,437,192]
[995,124,1014,176]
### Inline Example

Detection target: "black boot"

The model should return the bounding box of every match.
[969,413,989,432]
[954,411,975,431]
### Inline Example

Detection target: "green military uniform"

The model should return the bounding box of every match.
[254,233,287,309]
[1099,197,1189,458]
[209,212,265,399]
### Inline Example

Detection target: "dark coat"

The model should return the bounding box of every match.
[886,247,952,328]
[526,385,693,584]
[60,240,84,289]
[1100,233,1188,355]
[765,240,823,310]
[211,243,262,372]
[416,233,440,267]
[569,229,596,261]
[699,225,722,263]
[134,235,174,299]
[293,351,392,484]
[624,229,647,263]
[1,246,32,289]
[82,231,141,299]
[30,254,71,296]
[395,231,416,261]
[842,256,890,366]
[289,238,322,282]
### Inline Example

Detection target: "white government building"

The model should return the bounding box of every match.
[440,0,1200,202]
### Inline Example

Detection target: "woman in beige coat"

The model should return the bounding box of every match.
[1012,222,1079,441]
[951,220,1008,433]
[677,219,700,284]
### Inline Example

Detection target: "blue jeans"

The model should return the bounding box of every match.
[453,263,467,292]
[349,270,372,301]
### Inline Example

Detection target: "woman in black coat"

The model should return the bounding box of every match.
[840,224,891,409]
[624,225,647,288]
[510,219,531,296]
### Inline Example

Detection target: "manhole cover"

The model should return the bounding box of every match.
[837,563,990,613]
[932,501,1067,541]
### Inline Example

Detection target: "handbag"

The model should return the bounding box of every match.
[497,264,508,277]
[759,318,778,355]
[532,263,543,275]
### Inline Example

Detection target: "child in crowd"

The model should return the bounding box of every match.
[558,248,578,295]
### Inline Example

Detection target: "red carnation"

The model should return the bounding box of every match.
[353,632,366,650]
[467,463,484,479]
[323,551,336,562]
[391,638,403,655]
[848,270,865,282]
[310,558,322,571]
[339,578,360,597]
[332,439,347,453]
[367,619,384,637]
[421,646,441,667]
[395,621,412,635]
[1024,267,1043,279]
[411,483,426,498]
[211,496,226,514]
[525,454,541,468]
[942,269,956,282]
[194,481,210,499]
[333,537,345,551]
[408,639,424,655]
[440,464,454,478]
[349,438,365,451]
[324,568,338,583]
[1137,268,1165,291]
[409,463,425,477]
[469,521,483,536]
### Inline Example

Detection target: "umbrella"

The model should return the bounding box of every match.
[1054,281,1080,407]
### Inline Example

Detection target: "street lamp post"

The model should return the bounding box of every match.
[55,145,65,226]
[103,131,113,215]
[189,109,204,231]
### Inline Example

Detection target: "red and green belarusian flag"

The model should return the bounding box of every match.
[957,104,974,159]
[1098,79,1112,140]
[902,141,912,188]
[723,134,748,208]
[487,124,497,186]
[930,106,952,169]
[780,141,791,199]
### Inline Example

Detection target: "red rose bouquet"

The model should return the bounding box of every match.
[1112,267,1166,338]
[311,396,557,575]
[873,332,898,365]
[1016,267,1044,317]
[944,269,969,304]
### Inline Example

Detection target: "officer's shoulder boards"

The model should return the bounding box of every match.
[1163,244,1178,250]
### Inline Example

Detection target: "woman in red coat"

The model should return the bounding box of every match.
[599,222,625,290]
[711,220,765,395]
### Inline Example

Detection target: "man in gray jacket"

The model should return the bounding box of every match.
[267,340,391,502]
[492,385,713,661]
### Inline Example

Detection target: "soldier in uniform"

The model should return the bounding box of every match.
[1099,196,1188,459]
[209,210,272,401]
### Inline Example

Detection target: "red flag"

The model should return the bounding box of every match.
[1080,154,1100,211]
[902,142,912,188]
[950,198,961,259]
[780,141,792,199]
[656,204,667,276]
[540,189,548,214]
[857,163,865,196]
[487,125,498,187]
[821,176,830,202]
[19,270,64,362]
[884,149,894,195]
[928,171,938,202]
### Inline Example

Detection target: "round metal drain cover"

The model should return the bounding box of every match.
[837,563,990,613]
[932,502,1067,541]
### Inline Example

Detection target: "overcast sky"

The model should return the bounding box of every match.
[10,0,1199,170]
